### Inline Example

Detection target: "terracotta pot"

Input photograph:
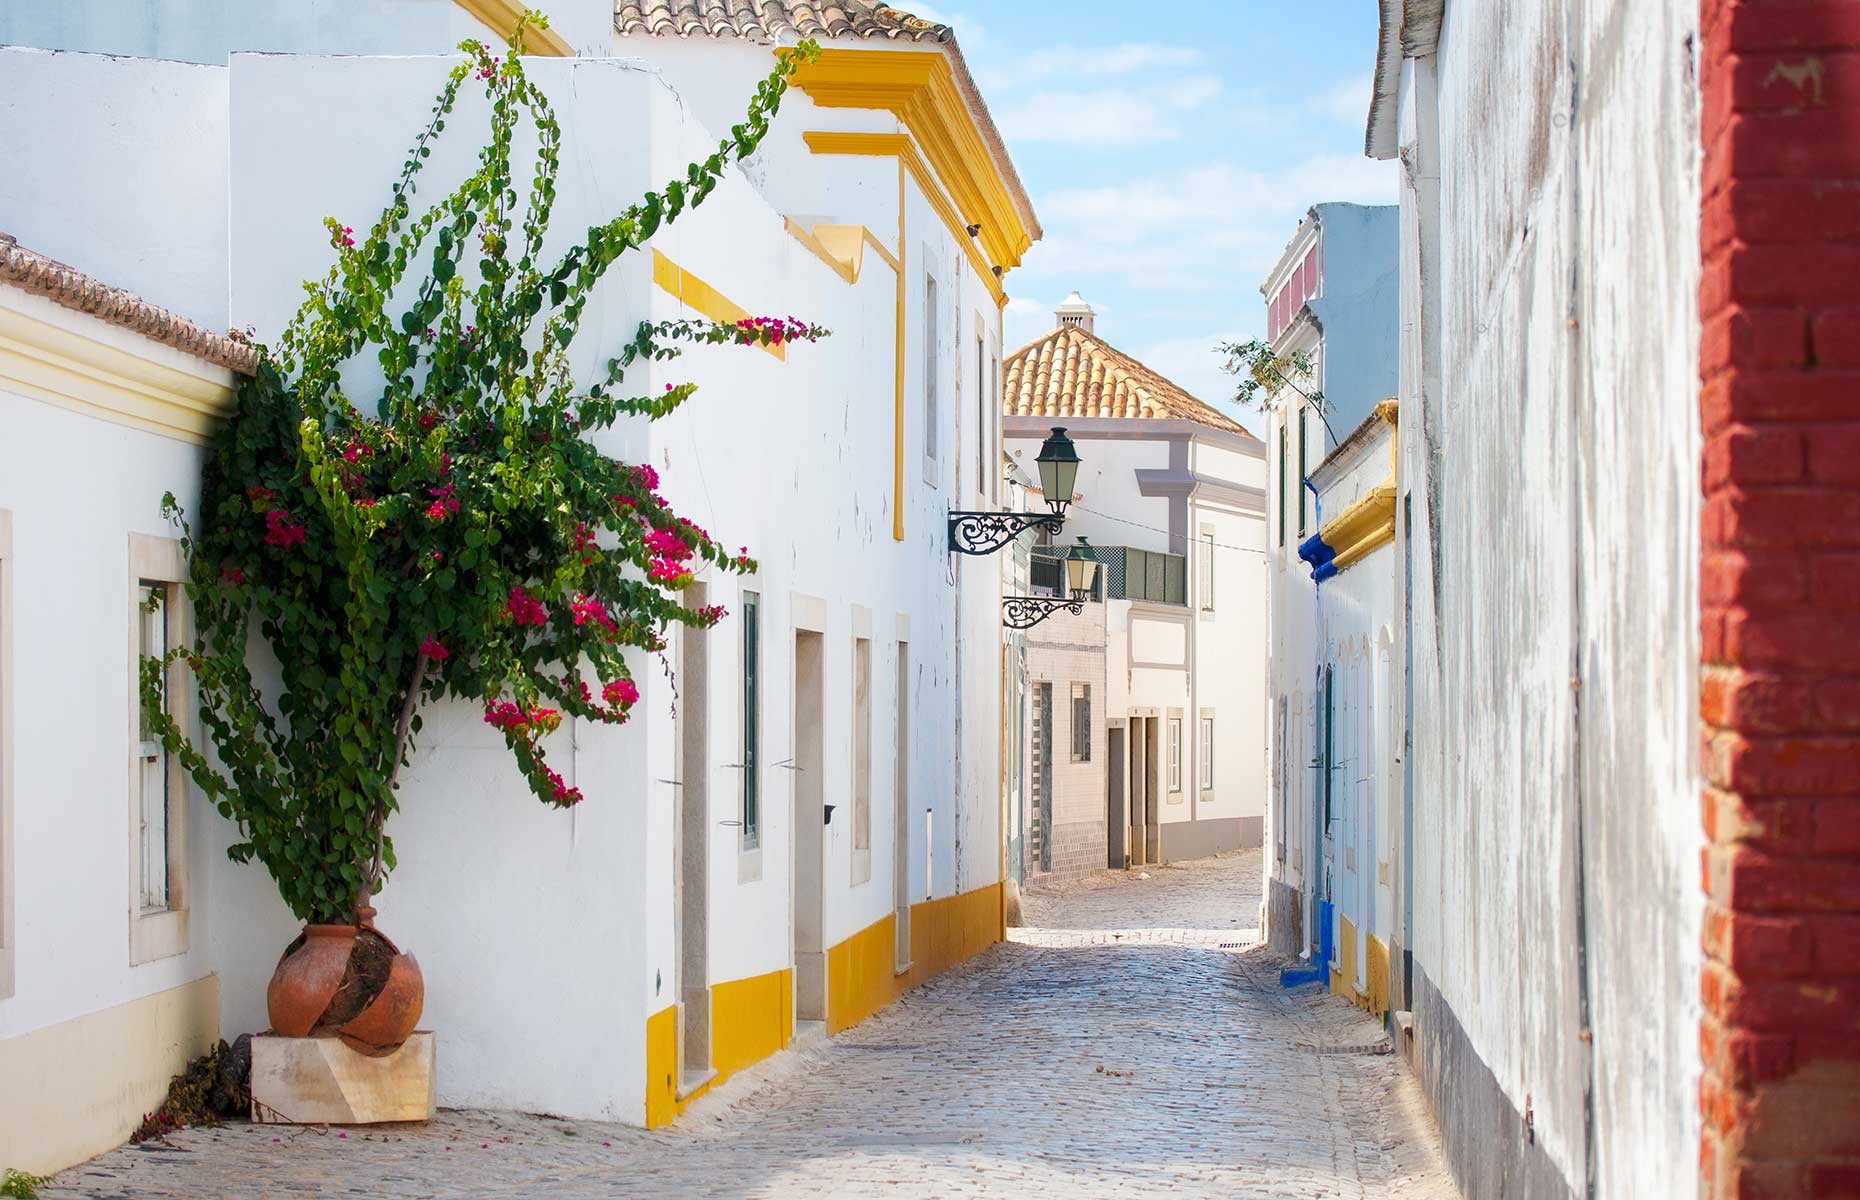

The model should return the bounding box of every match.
[337,952,425,1056]
[265,913,426,1056]
[267,924,357,1038]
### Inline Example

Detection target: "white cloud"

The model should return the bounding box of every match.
[1134,331,1266,437]
[995,75,1223,146]
[1003,297,1044,316]
[1314,73,1373,126]
[1023,153,1397,293]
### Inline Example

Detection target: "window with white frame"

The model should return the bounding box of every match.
[0,510,12,998]
[1167,716,1183,793]
[741,590,761,850]
[852,635,872,881]
[129,532,189,964]
[1199,714,1214,790]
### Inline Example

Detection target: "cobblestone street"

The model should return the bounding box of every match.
[49,852,1453,1199]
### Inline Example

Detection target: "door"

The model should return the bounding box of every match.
[1106,727,1126,869]
[675,589,711,1076]
[792,630,826,1025]
[1032,683,1053,874]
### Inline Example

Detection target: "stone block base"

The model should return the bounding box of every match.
[251,1032,435,1125]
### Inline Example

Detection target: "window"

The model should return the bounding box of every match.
[129,533,189,964]
[1278,423,1288,547]
[0,510,11,997]
[1297,407,1309,536]
[923,273,939,478]
[741,590,761,848]
[1199,715,1214,790]
[1199,529,1215,611]
[852,636,872,881]
[1069,683,1091,762]
[1167,717,1183,793]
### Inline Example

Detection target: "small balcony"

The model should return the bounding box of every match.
[1031,544,1186,606]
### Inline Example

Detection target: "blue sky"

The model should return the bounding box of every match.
[906,0,1397,434]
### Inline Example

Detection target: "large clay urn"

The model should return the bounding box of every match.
[266,908,423,1056]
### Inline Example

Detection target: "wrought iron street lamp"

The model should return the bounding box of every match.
[1002,538,1099,630]
[948,426,1080,555]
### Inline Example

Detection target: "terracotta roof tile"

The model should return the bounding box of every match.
[1003,325,1254,438]
[0,234,258,375]
[615,1,949,42]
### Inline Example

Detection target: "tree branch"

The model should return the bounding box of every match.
[357,651,429,915]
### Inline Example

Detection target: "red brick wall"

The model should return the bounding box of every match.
[1699,2,1860,1196]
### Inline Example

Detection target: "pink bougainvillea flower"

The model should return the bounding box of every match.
[263,509,306,549]
[602,678,640,708]
[419,638,449,660]
[505,587,548,627]
[221,565,245,584]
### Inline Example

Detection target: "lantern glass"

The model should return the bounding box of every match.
[1035,426,1080,515]
[1066,537,1099,596]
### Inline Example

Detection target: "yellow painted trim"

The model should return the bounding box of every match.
[801,131,1006,309]
[894,157,907,542]
[1329,917,1389,1017]
[645,965,793,1129]
[651,248,783,361]
[781,220,898,284]
[451,0,574,56]
[0,974,219,1175]
[0,298,236,444]
[1319,482,1397,572]
[826,881,1002,1035]
[789,49,1033,274]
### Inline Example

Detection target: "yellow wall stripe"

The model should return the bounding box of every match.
[645,882,1003,1127]
[651,248,784,361]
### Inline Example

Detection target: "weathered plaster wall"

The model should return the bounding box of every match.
[0,48,229,329]
[1395,1,1702,1194]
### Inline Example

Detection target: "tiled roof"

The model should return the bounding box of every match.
[1003,325,1253,438]
[615,0,949,41]
[0,234,259,375]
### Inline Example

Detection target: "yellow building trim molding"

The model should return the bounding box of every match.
[0,298,237,444]
[781,219,898,284]
[0,974,219,1175]
[1319,482,1397,573]
[451,0,574,56]
[646,883,1003,1129]
[801,131,1007,309]
[645,965,793,1128]
[826,881,1002,1036]
[651,248,783,361]
[789,49,1032,274]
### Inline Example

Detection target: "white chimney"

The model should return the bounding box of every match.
[1054,290,1096,334]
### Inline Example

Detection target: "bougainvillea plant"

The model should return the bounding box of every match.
[140,17,827,925]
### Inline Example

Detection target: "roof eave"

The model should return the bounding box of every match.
[1366,0,1445,161]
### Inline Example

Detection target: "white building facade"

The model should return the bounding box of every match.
[1004,300,1268,879]
[0,0,1038,1173]
[1259,203,1398,960]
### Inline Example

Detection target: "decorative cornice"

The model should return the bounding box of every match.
[791,50,1034,273]
[1319,482,1397,572]
[0,289,238,445]
[802,130,1005,306]
[453,0,575,56]
[1134,468,1268,516]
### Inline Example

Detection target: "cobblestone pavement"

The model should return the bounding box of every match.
[51,851,1454,1199]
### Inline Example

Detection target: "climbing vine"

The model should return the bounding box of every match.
[141,16,826,924]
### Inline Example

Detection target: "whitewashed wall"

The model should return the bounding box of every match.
[0,48,229,330]
[1395,2,1702,1194]
[0,0,616,64]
